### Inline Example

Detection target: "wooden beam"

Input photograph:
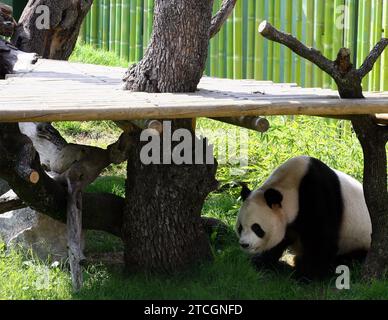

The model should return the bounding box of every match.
[1,98,388,122]
[210,116,270,132]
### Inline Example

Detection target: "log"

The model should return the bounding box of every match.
[211,116,270,132]
[0,190,25,215]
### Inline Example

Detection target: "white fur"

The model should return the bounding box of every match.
[335,170,372,254]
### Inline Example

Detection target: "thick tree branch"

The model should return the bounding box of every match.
[0,123,126,237]
[0,190,25,215]
[209,0,237,38]
[358,38,388,79]
[258,21,335,77]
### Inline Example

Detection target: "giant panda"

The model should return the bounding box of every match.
[236,156,372,280]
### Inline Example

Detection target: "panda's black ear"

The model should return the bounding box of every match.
[264,188,283,209]
[240,183,252,201]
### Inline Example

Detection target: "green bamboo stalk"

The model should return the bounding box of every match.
[313,0,324,88]
[79,20,86,43]
[254,0,265,80]
[210,1,219,77]
[109,0,116,52]
[226,12,234,78]
[102,0,110,50]
[382,0,388,90]
[368,0,377,90]
[273,0,281,82]
[323,1,334,88]
[362,0,372,90]
[233,0,243,79]
[98,0,104,48]
[85,11,91,44]
[143,0,150,51]
[357,0,365,68]
[332,0,344,54]
[129,0,137,64]
[246,0,255,79]
[121,0,130,61]
[344,0,356,58]
[147,0,154,44]
[218,0,227,78]
[305,0,314,87]
[115,0,122,58]
[372,0,383,91]
[295,0,303,85]
[135,0,143,62]
[331,0,343,90]
[267,0,275,80]
[90,1,99,46]
[282,0,293,83]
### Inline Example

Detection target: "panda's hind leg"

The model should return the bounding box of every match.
[335,249,368,267]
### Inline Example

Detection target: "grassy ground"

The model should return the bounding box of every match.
[0,43,387,300]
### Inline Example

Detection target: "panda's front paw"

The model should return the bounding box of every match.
[251,254,279,271]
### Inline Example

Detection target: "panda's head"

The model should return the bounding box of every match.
[236,185,287,255]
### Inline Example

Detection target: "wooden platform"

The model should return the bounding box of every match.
[0,59,388,122]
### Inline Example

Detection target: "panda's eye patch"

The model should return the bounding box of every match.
[238,224,243,235]
[251,224,265,238]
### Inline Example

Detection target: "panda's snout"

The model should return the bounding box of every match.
[240,242,250,249]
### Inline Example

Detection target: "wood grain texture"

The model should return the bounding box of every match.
[0,59,387,122]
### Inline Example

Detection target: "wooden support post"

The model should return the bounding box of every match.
[210,116,270,133]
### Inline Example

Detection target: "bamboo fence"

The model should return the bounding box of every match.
[78,0,387,91]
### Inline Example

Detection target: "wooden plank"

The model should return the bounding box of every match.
[0,59,387,122]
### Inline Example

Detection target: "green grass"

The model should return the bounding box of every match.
[1,44,386,300]
[70,43,129,67]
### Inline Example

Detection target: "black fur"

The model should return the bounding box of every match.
[264,188,283,208]
[290,157,344,279]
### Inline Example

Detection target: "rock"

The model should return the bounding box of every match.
[0,206,84,262]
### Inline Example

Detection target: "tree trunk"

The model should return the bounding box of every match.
[352,116,388,279]
[122,0,218,273]
[11,0,93,60]
[123,0,212,92]
[124,120,218,273]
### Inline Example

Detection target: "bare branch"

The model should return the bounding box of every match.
[209,0,237,38]
[358,38,388,79]
[258,20,335,77]
[0,190,26,215]
[66,176,84,292]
